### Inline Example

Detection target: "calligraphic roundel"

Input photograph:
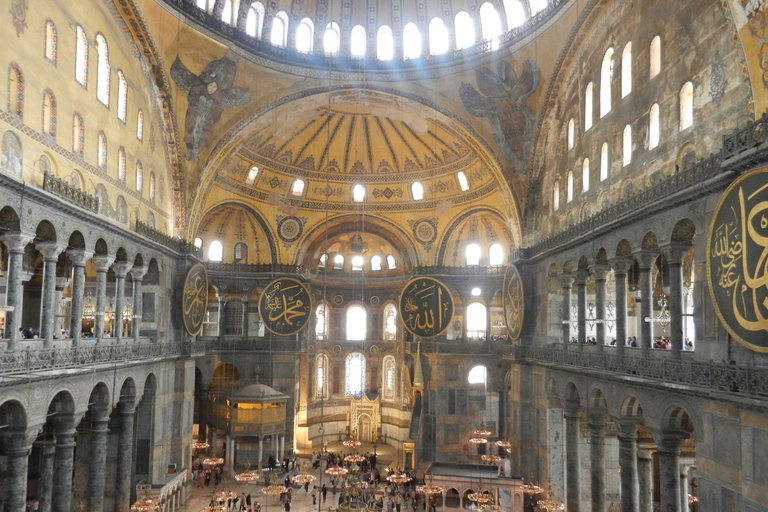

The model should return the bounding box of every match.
[707,167,768,352]
[182,263,209,336]
[259,278,312,336]
[399,277,454,339]
[503,264,524,341]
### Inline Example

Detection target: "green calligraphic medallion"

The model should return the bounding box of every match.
[399,277,454,338]
[503,264,524,341]
[182,263,208,336]
[259,277,312,336]
[707,167,768,352]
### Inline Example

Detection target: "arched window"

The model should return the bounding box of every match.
[352,184,365,202]
[95,34,110,106]
[118,147,126,181]
[292,178,305,196]
[503,0,526,29]
[567,118,575,150]
[600,142,609,181]
[411,182,424,200]
[489,244,504,266]
[136,160,143,192]
[271,11,289,47]
[42,90,56,139]
[346,306,367,341]
[600,48,614,118]
[457,171,470,191]
[649,103,660,150]
[345,352,366,395]
[117,71,127,122]
[371,255,382,271]
[45,20,58,65]
[352,255,364,271]
[383,355,396,399]
[194,237,203,249]
[351,25,366,57]
[403,23,421,60]
[296,18,314,53]
[149,171,156,201]
[75,26,88,86]
[208,240,224,262]
[623,125,632,166]
[467,365,487,384]
[246,3,265,38]
[455,12,475,50]
[8,65,24,118]
[584,82,593,130]
[377,25,394,60]
[223,300,244,336]
[530,0,548,15]
[319,253,328,268]
[146,212,155,229]
[315,304,328,340]
[383,303,397,340]
[621,42,632,98]
[680,81,694,130]
[553,181,559,212]
[387,255,396,269]
[582,158,590,193]
[234,242,247,263]
[466,243,481,266]
[315,353,328,398]
[479,3,502,44]
[333,254,344,269]
[429,18,448,56]
[137,109,144,141]
[72,114,84,155]
[324,22,340,55]
[97,131,107,170]
[221,0,235,24]
[245,166,259,186]
[566,171,573,202]
[466,303,486,339]
[650,35,661,79]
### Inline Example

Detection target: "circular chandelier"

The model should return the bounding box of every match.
[203,457,224,466]
[495,440,510,449]
[468,437,489,444]
[344,453,365,463]
[480,454,502,464]
[212,490,237,504]
[416,475,444,496]
[537,497,565,511]
[325,465,349,477]
[192,441,210,451]
[522,480,542,497]
[261,484,286,497]
[130,496,160,512]
[342,439,362,448]
[479,504,503,512]
[198,506,226,512]
[234,463,260,484]
[294,473,317,486]
[472,427,493,438]
[386,471,411,485]
[467,492,494,504]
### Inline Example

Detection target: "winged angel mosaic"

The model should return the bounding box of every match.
[460,59,540,175]
[171,55,252,161]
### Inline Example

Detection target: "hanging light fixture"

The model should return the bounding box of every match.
[522,475,542,497]
[234,462,260,483]
[82,292,95,318]
[342,438,362,448]
[416,474,444,496]
[386,470,411,486]
[537,487,565,512]
[326,465,349,478]
[344,453,365,463]
[202,457,224,466]
[480,454,502,464]
[192,440,210,451]
[130,490,161,512]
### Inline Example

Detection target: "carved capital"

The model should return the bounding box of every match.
[129,265,148,281]
[590,263,611,280]
[66,248,94,267]
[35,241,67,261]
[608,257,632,275]
[91,254,115,273]
[0,231,35,253]
[111,261,133,279]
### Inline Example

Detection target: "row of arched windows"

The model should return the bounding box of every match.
[197,0,548,60]
[278,176,470,202]
[318,253,398,272]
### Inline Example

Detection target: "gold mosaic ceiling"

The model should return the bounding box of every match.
[217,90,501,211]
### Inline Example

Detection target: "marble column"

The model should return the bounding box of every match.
[115,400,137,512]
[589,421,606,512]
[91,254,115,341]
[112,261,132,342]
[637,447,654,512]
[36,439,56,512]
[616,423,639,512]
[67,249,92,347]
[242,295,250,340]
[657,441,684,512]
[664,244,690,359]
[609,258,631,355]
[218,295,226,340]
[130,266,147,343]
[0,232,34,350]
[35,241,66,348]
[680,466,689,512]
[636,251,658,357]
[564,409,581,512]
[592,265,610,350]
[51,427,77,512]
[87,410,110,512]
[53,277,70,336]
[576,269,589,348]
[559,274,574,346]
[2,426,40,512]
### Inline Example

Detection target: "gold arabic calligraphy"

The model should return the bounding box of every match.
[182,264,208,335]
[260,279,311,335]
[400,278,453,337]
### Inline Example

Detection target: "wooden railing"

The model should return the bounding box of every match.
[43,172,98,212]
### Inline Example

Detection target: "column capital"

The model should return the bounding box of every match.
[0,231,35,252]
[634,249,659,269]
[91,253,115,272]
[112,260,133,278]
[609,256,632,274]
[66,248,94,267]
[1,424,44,455]
[574,268,590,285]
[651,430,689,451]
[590,263,611,280]
[130,265,148,281]
[558,272,575,288]
[35,241,67,261]
[613,418,639,436]
[660,241,692,265]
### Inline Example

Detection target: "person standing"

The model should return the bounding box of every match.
[311,486,318,505]
[322,483,328,502]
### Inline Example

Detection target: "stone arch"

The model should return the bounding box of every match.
[211,363,240,391]
[35,220,57,243]
[659,403,696,436]
[616,239,632,257]
[564,381,580,411]
[577,255,589,271]
[595,248,608,265]
[641,231,658,250]
[68,230,86,250]
[619,395,644,421]
[547,377,561,407]
[0,205,21,231]
[145,258,160,285]
[0,399,27,428]
[117,376,138,405]
[671,218,696,243]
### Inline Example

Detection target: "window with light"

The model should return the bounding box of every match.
[346,306,367,341]
[345,352,366,396]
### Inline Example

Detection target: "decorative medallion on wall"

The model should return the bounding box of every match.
[10,0,28,37]
[259,277,312,336]
[369,296,380,306]
[308,345,315,356]
[277,216,303,243]
[333,294,344,306]
[709,56,726,106]
[707,167,768,352]
[333,345,342,354]
[410,218,438,248]
[503,264,524,341]
[182,263,208,336]
[370,345,380,355]
[399,277,454,339]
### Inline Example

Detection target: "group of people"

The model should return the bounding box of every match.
[571,336,696,350]
[212,492,260,512]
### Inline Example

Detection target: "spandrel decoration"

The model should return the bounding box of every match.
[503,264,524,340]
[182,263,208,336]
[259,277,312,336]
[707,167,768,352]
[399,277,454,338]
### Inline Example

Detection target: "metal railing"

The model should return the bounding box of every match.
[722,114,768,162]
[414,265,506,276]
[205,262,301,274]
[43,172,98,212]
[135,220,202,257]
